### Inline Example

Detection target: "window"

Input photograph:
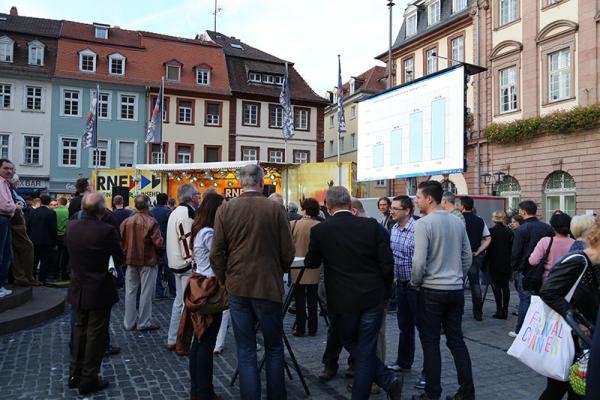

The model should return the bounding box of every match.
[545,0,560,4]
[176,144,193,163]
[24,86,43,111]
[268,148,284,163]
[204,146,221,162]
[241,146,259,161]
[406,13,417,37]
[0,134,9,159]
[548,48,571,102]
[329,115,334,128]
[23,135,41,165]
[340,137,345,152]
[496,175,521,214]
[166,65,181,81]
[119,94,137,120]
[451,36,464,65]
[28,41,44,66]
[293,150,309,164]
[0,83,11,109]
[249,72,261,82]
[269,105,283,128]
[60,138,79,167]
[196,68,210,85]
[428,0,441,26]
[109,54,125,75]
[205,102,221,126]
[350,105,356,119]
[499,66,518,113]
[499,0,518,26]
[62,89,81,116]
[242,102,260,126]
[544,171,576,222]
[426,47,438,74]
[441,179,458,195]
[375,179,386,187]
[0,36,14,63]
[94,26,108,39]
[79,49,96,72]
[150,143,167,164]
[453,0,468,12]
[177,99,194,124]
[89,139,109,168]
[117,141,135,167]
[294,107,310,130]
[274,76,284,86]
[94,91,111,119]
[263,74,275,85]
[350,133,356,149]
[403,58,414,83]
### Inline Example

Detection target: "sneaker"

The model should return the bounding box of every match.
[412,393,436,400]
[0,287,12,297]
[414,377,426,389]
[508,331,518,338]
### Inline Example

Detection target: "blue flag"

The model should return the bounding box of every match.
[337,56,346,134]
[279,63,294,140]
[82,86,98,149]
[145,79,163,144]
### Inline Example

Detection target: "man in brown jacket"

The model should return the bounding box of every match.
[211,164,295,400]
[121,194,164,331]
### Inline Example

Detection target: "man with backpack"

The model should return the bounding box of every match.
[509,200,553,337]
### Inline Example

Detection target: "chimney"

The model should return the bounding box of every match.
[9,6,18,16]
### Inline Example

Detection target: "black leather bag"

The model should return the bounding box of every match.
[523,237,553,293]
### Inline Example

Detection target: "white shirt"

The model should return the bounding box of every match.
[193,227,215,277]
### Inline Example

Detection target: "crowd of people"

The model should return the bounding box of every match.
[2,155,600,399]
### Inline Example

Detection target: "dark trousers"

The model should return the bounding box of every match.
[155,254,175,297]
[54,235,69,280]
[336,303,396,400]
[322,312,354,371]
[0,215,12,286]
[10,223,34,284]
[395,281,419,368]
[490,271,511,316]
[467,254,484,318]
[585,308,600,399]
[190,312,222,400]
[69,307,110,385]
[418,288,474,400]
[540,377,582,400]
[293,284,318,335]
[34,244,53,283]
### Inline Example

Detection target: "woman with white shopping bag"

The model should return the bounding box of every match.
[508,217,600,399]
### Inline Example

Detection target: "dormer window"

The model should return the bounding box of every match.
[165,60,183,81]
[263,74,275,84]
[94,23,109,40]
[0,36,14,63]
[249,72,261,83]
[349,78,355,95]
[28,40,45,66]
[108,53,126,75]
[405,12,417,37]
[79,49,97,73]
[194,64,212,86]
[428,0,441,26]
[452,0,468,13]
[274,75,284,86]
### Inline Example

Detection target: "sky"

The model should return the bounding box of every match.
[1,0,410,96]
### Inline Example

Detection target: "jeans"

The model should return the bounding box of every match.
[467,254,483,318]
[395,281,419,368]
[418,288,474,400]
[515,272,531,333]
[190,312,222,400]
[228,294,286,400]
[336,303,397,400]
[123,265,158,330]
[155,254,175,297]
[167,270,192,346]
[0,215,13,286]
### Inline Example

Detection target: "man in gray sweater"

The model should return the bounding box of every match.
[410,180,474,400]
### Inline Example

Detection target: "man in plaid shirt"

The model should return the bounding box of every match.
[387,195,425,387]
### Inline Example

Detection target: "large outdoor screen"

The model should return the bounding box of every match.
[357,66,465,181]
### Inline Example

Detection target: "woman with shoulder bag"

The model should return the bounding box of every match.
[538,217,600,400]
[188,193,225,400]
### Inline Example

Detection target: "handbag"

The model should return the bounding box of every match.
[508,254,588,381]
[523,237,553,293]
[570,350,589,395]
[196,280,229,314]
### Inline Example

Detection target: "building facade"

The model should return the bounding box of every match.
[206,31,327,164]
[0,8,61,195]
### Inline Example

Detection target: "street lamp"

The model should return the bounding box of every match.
[387,0,395,89]
[480,171,506,195]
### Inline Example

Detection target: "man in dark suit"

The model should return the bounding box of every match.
[27,194,57,284]
[304,186,402,400]
[150,193,175,299]
[65,192,124,396]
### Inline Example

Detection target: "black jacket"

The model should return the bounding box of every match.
[511,217,554,271]
[27,206,57,246]
[304,211,394,314]
[539,251,600,322]
[487,223,513,274]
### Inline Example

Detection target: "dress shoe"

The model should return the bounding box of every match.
[412,393,436,400]
[492,313,507,320]
[387,377,403,400]
[446,393,474,400]
[345,365,355,378]
[166,344,176,351]
[318,366,337,381]
[137,323,160,331]
[474,315,483,321]
[67,376,80,389]
[291,330,304,337]
[78,378,109,395]
[104,345,121,357]
[346,382,381,395]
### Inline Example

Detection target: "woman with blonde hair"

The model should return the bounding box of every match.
[486,210,513,319]
[569,215,596,252]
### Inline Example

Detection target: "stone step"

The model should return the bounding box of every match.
[0,286,32,312]
[0,286,66,336]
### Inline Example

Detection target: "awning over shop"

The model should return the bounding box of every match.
[134,161,258,172]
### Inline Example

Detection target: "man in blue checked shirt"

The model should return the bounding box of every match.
[386,195,426,389]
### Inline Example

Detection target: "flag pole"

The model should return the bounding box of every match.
[284,63,289,207]
[94,83,99,185]
[159,76,165,164]
[337,55,342,186]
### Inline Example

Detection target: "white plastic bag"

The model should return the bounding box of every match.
[507,296,574,381]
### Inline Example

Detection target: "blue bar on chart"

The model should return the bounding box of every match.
[409,111,423,163]
[390,127,402,165]
[431,97,446,160]
[373,142,384,168]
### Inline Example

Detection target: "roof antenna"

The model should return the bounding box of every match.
[212,0,223,32]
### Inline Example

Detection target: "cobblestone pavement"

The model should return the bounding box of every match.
[0,286,545,399]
